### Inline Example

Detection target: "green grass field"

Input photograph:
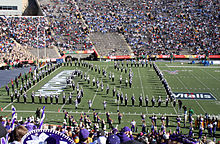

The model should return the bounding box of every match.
[0,61,220,138]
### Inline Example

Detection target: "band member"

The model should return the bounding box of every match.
[151,96,155,107]
[75,99,78,110]
[55,93,59,104]
[145,96,148,107]
[139,94,143,107]
[131,94,135,107]
[103,100,107,110]
[165,96,169,107]
[106,84,109,95]
[158,96,162,107]
[88,100,92,109]
[118,112,123,124]
[17,92,20,103]
[10,92,14,102]
[23,92,27,104]
[45,95,48,104]
[31,91,35,104]
[69,93,72,104]
[63,92,66,104]
[50,94,53,104]
[124,94,128,106]
[39,92,42,104]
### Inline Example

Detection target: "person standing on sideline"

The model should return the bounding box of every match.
[130,120,136,132]
[118,112,123,124]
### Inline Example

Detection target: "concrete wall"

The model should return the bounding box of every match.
[22,0,28,13]
[22,0,43,16]
[0,0,23,16]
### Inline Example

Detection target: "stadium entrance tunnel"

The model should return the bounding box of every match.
[64,53,97,61]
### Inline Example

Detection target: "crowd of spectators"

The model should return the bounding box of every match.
[0,111,218,144]
[1,0,219,66]
[0,0,93,66]
[1,0,219,65]
[39,0,93,51]
[78,0,219,56]
[0,18,36,66]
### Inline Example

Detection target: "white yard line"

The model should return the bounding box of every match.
[137,67,148,114]
[3,99,17,111]
[60,99,68,112]
[1,110,186,116]
[200,69,220,82]
[164,65,220,69]
[165,65,206,113]
[3,65,61,111]
[189,72,219,101]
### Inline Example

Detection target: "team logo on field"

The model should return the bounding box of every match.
[173,92,216,100]
[164,70,179,74]
[35,70,74,96]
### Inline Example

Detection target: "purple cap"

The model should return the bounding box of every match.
[79,128,90,140]
[122,126,131,132]
[107,135,120,144]
[112,128,118,134]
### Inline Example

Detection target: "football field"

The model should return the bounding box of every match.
[0,61,220,136]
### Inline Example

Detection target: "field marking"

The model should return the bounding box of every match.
[3,65,61,111]
[1,110,187,117]
[60,99,68,112]
[3,99,17,111]
[137,67,148,114]
[199,69,220,82]
[90,65,109,111]
[189,72,219,101]
[164,65,220,69]
[166,66,206,114]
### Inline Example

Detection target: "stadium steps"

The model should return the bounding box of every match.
[89,32,132,56]
[28,46,60,59]
[11,39,36,61]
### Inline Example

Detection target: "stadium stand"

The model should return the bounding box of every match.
[0,18,36,66]
[39,0,93,52]
[77,0,219,56]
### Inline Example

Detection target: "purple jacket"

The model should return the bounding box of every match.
[117,132,134,143]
